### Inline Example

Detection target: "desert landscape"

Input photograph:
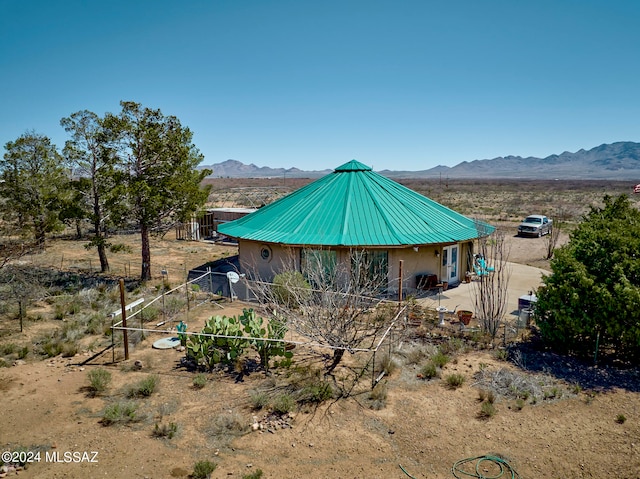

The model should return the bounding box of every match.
[1,179,639,479]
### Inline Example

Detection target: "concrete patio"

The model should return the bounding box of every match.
[416,262,550,323]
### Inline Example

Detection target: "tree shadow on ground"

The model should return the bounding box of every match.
[509,335,640,393]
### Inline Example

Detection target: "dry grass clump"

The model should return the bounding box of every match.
[368,382,388,410]
[207,411,250,440]
[474,367,576,405]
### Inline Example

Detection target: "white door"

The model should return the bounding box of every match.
[442,245,459,283]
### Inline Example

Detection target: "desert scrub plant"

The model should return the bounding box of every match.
[242,469,264,479]
[478,400,496,419]
[140,305,160,323]
[494,348,509,361]
[208,411,250,438]
[419,362,439,380]
[430,350,450,368]
[403,346,428,365]
[85,313,106,335]
[152,422,179,439]
[296,381,334,405]
[126,375,158,398]
[0,343,17,355]
[368,382,388,410]
[249,391,270,411]
[192,373,207,389]
[101,400,139,425]
[440,337,464,355]
[192,460,217,479]
[272,271,311,307]
[477,389,495,404]
[376,352,398,375]
[87,368,112,396]
[444,373,465,389]
[272,393,296,414]
[615,414,626,424]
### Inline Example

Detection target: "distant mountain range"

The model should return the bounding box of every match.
[202,141,640,180]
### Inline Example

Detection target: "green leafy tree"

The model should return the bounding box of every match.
[0,132,68,246]
[61,110,122,272]
[58,177,91,239]
[536,195,640,362]
[104,101,211,280]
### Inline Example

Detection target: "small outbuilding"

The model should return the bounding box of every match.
[217,160,494,295]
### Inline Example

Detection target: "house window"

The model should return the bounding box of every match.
[351,250,388,286]
[300,248,337,281]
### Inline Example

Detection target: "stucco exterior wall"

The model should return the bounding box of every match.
[238,239,474,292]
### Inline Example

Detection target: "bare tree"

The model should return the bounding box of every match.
[473,224,512,340]
[544,208,568,260]
[0,265,47,332]
[248,248,395,374]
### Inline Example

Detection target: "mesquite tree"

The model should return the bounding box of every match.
[249,248,393,374]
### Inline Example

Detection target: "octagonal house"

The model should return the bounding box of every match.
[217,160,494,296]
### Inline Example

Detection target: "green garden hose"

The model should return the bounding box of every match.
[451,455,521,479]
[399,455,521,479]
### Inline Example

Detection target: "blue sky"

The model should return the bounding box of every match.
[1,0,639,172]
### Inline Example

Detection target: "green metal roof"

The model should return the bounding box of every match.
[217,160,494,246]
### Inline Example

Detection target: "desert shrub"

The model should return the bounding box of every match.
[272,393,295,414]
[404,346,428,365]
[85,313,106,335]
[192,373,207,389]
[272,271,311,308]
[514,398,525,411]
[440,337,464,355]
[444,373,465,389]
[536,195,640,362]
[208,412,250,437]
[430,350,450,368]
[0,358,7,368]
[152,422,179,439]
[477,389,495,403]
[87,368,112,396]
[157,400,180,418]
[17,345,29,359]
[249,391,270,410]
[368,382,388,410]
[61,341,79,357]
[243,469,264,479]
[0,343,17,355]
[420,362,439,379]
[41,339,62,357]
[296,381,334,404]
[478,401,496,419]
[376,352,398,375]
[61,321,84,342]
[140,305,160,322]
[192,460,217,479]
[101,400,139,425]
[38,335,69,358]
[126,375,158,398]
[493,348,509,361]
[615,414,626,424]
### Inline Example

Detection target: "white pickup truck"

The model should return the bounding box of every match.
[517,215,553,237]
